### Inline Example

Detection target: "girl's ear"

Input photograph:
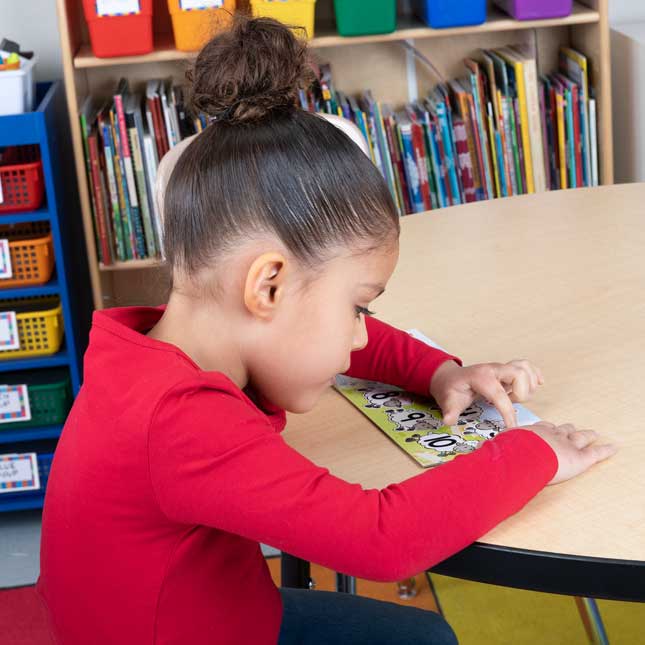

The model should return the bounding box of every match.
[243,252,288,320]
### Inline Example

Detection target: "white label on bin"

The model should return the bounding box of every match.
[0,311,19,351]
[0,384,31,424]
[0,240,12,280]
[95,0,141,16]
[179,0,223,10]
[0,453,40,493]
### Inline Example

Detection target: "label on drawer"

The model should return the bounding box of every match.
[0,384,31,423]
[0,311,19,351]
[0,453,40,493]
[180,0,224,10]
[0,240,12,279]
[95,0,141,16]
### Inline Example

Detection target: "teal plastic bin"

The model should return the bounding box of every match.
[334,0,396,36]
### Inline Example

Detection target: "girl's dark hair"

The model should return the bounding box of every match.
[164,15,399,276]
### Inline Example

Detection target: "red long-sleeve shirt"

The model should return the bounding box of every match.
[37,307,557,645]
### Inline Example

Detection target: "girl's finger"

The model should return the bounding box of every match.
[569,429,598,449]
[497,364,530,402]
[582,442,618,465]
[475,375,517,428]
[510,360,539,393]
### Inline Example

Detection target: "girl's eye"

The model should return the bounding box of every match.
[355,306,375,318]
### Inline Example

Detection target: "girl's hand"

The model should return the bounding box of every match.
[429,359,544,428]
[520,421,618,484]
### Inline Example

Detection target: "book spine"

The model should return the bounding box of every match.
[564,88,576,188]
[399,124,425,213]
[513,98,528,194]
[146,100,164,160]
[453,117,477,203]
[457,93,483,200]
[374,103,399,213]
[501,96,517,195]
[539,83,551,191]
[410,120,432,210]
[110,113,135,259]
[523,57,546,192]
[393,123,412,214]
[498,92,515,196]
[589,98,598,186]
[467,93,489,200]
[100,122,126,261]
[143,135,164,254]
[469,75,494,200]
[128,125,157,257]
[487,104,502,198]
[436,102,461,205]
[384,116,410,215]
[571,84,583,187]
[79,114,101,248]
[87,134,112,265]
[431,116,451,208]
[419,114,439,209]
[555,91,567,189]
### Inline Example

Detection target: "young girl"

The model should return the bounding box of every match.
[38,16,616,645]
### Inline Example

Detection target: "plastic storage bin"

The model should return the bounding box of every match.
[0,146,45,214]
[412,0,487,28]
[0,452,53,500]
[0,370,72,429]
[168,0,236,52]
[493,0,572,20]
[333,0,396,36]
[250,0,316,39]
[0,52,37,116]
[0,222,54,288]
[0,296,64,360]
[82,0,154,58]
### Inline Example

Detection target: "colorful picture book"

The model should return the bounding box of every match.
[334,330,540,468]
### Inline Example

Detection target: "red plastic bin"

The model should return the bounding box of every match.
[82,0,154,58]
[0,146,44,214]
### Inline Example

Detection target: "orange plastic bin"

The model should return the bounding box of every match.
[168,0,236,52]
[82,0,154,58]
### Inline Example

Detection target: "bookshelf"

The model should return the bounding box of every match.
[56,0,613,310]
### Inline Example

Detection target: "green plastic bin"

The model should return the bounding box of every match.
[0,369,72,430]
[333,0,396,36]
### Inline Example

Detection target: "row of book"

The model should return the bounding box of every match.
[304,45,598,215]
[79,45,597,264]
[79,79,209,265]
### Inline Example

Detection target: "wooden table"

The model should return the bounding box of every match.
[282,183,645,602]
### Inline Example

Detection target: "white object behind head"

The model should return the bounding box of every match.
[154,113,371,254]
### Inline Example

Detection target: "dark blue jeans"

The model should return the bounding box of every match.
[277,588,458,644]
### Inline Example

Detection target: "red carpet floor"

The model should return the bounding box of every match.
[0,585,53,645]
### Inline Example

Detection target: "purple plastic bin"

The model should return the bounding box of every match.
[494,0,572,21]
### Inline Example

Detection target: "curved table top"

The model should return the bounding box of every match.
[282,183,645,601]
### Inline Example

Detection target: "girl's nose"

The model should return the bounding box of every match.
[352,315,369,351]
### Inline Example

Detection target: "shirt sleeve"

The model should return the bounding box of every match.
[148,380,558,582]
[346,316,462,396]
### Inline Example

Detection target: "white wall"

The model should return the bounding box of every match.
[0,0,64,81]
[610,0,645,25]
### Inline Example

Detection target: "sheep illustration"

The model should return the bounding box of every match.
[405,432,479,454]
[385,408,443,432]
[358,387,413,409]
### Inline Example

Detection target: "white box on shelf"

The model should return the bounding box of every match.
[611,23,645,183]
[0,52,37,116]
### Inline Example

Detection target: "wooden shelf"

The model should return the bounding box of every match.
[99,258,165,271]
[74,2,599,68]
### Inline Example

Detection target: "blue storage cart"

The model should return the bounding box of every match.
[0,82,88,512]
[412,0,487,28]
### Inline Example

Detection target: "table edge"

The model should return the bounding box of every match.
[430,542,645,602]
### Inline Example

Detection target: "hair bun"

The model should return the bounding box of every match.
[188,15,315,124]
